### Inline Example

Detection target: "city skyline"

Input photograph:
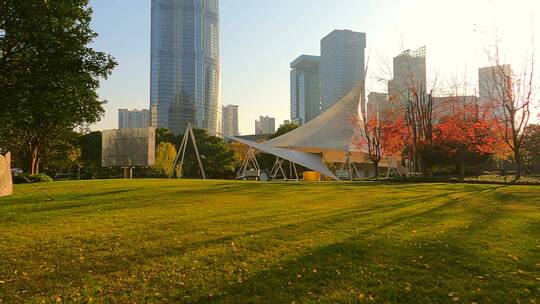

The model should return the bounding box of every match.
[90,0,539,135]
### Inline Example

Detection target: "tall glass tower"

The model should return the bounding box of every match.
[320,30,366,112]
[290,55,321,125]
[150,0,221,135]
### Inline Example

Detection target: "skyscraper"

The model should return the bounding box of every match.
[479,65,512,103]
[290,55,321,125]
[367,92,388,120]
[320,30,366,112]
[388,47,427,104]
[255,116,276,135]
[222,105,239,137]
[478,65,513,119]
[118,109,150,129]
[150,0,221,135]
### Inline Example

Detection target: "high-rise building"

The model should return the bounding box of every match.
[478,65,512,118]
[222,105,239,137]
[290,55,321,125]
[479,65,512,102]
[367,92,388,120]
[320,30,366,112]
[118,109,150,129]
[388,47,427,104]
[433,96,479,120]
[150,0,221,135]
[150,103,158,128]
[255,116,275,135]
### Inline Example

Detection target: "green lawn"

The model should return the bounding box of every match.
[0,180,538,303]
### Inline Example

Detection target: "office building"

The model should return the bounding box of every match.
[433,95,479,120]
[222,105,239,137]
[479,65,512,102]
[150,0,221,134]
[321,30,366,111]
[366,92,388,120]
[150,103,158,128]
[118,109,150,129]
[388,47,427,104]
[290,55,321,125]
[255,116,275,135]
[479,65,512,118]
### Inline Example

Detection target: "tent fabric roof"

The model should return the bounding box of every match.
[265,84,365,153]
[227,83,369,180]
[228,136,340,181]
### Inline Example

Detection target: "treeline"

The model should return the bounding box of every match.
[360,90,540,182]
[0,128,245,181]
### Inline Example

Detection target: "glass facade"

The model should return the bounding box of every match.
[320,30,366,112]
[118,109,151,129]
[290,55,321,125]
[150,0,221,135]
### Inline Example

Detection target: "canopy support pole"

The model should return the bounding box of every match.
[170,123,205,179]
[236,147,260,179]
[271,158,288,180]
[293,162,299,181]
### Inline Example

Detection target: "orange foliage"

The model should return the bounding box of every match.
[434,104,501,157]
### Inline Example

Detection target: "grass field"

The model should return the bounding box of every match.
[0,180,539,303]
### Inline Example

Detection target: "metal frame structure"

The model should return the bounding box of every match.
[336,152,360,180]
[270,157,299,181]
[170,123,206,179]
[236,147,261,180]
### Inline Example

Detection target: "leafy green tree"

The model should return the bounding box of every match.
[269,123,299,139]
[156,128,176,146]
[522,124,540,173]
[155,142,177,177]
[0,0,117,174]
[78,131,102,170]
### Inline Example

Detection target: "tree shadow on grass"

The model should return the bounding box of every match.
[191,190,536,303]
[4,184,530,302]
[4,190,449,299]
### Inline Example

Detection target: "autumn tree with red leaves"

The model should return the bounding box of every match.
[351,94,407,178]
[434,103,499,180]
[356,114,405,178]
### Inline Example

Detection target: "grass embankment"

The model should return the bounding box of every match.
[0,180,538,303]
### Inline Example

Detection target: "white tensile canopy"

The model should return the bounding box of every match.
[229,84,367,181]
[265,84,365,155]
[230,136,340,181]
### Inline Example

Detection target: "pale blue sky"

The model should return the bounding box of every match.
[90,0,539,134]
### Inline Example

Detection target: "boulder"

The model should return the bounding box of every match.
[0,152,13,197]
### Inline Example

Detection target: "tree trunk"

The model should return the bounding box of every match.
[30,147,39,175]
[373,161,379,178]
[420,158,428,177]
[514,148,522,182]
[460,158,465,181]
